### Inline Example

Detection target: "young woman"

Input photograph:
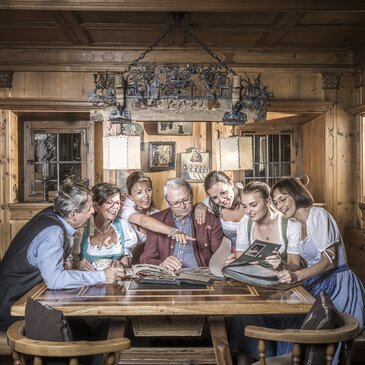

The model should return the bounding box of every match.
[195,171,246,251]
[228,181,302,365]
[271,177,364,361]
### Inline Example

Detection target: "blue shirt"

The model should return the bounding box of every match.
[172,213,198,269]
[27,215,105,289]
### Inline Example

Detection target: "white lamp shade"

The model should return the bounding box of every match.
[216,136,253,171]
[103,135,141,170]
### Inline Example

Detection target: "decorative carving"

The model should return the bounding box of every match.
[0,71,14,88]
[321,73,341,90]
[353,70,363,88]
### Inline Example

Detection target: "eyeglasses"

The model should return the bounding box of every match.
[104,200,122,208]
[166,197,192,208]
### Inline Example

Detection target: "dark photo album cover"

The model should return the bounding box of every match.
[229,240,281,266]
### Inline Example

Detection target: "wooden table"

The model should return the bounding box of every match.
[12,280,314,365]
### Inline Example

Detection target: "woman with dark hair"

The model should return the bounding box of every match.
[67,182,136,271]
[195,170,246,251]
[271,177,364,360]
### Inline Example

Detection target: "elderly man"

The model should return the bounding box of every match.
[0,183,125,331]
[140,178,223,271]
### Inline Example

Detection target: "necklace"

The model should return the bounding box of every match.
[264,222,273,241]
[94,223,111,235]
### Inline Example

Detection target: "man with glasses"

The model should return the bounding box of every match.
[140,178,223,271]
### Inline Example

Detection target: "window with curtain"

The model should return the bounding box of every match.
[243,133,292,186]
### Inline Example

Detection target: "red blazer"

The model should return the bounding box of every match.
[140,208,223,267]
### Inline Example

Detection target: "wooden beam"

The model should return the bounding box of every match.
[1,0,365,12]
[0,48,354,72]
[50,11,92,46]
[256,12,305,47]
[0,98,334,114]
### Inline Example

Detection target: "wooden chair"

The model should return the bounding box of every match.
[244,312,359,365]
[0,330,11,355]
[7,320,131,365]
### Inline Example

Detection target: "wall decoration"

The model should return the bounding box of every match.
[180,148,210,183]
[148,142,176,171]
[157,122,193,135]
[120,122,144,137]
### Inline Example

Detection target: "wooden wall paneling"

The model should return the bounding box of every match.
[10,72,94,100]
[301,114,325,203]
[0,109,18,259]
[334,73,357,234]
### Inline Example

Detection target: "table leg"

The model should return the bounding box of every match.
[104,317,127,364]
[208,316,233,365]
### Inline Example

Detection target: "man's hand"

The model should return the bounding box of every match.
[75,258,95,271]
[104,266,126,284]
[160,256,182,272]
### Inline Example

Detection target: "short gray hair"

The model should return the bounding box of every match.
[54,183,92,217]
[163,178,192,199]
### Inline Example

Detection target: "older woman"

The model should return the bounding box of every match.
[120,171,159,263]
[67,182,136,271]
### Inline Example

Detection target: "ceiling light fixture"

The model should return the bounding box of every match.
[88,12,273,126]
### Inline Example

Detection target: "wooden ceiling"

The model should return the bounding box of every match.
[0,0,365,71]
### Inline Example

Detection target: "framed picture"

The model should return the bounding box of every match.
[157,122,193,135]
[180,148,210,183]
[148,142,176,171]
[120,122,144,137]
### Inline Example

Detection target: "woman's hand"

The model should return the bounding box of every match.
[160,256,182,272]
[225,253,236,266]
[117,255,131,268]
[265,250,282,270]
[169,228,195,244]
[194,203,208,225]
[277,269,297,284]
[104,266,126,284]
[75,258,95,271]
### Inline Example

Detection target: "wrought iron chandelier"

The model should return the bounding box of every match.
[88,13,273,126]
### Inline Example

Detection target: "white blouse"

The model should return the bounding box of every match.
[236,213,301,255]
[300,207,347,267]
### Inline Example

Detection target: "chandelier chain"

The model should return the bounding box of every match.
[123,25,173,74]
[184,29,238,77]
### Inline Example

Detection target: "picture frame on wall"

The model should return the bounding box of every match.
[157,122,193,135]
[148,142,176,171]
[180,147,210,183]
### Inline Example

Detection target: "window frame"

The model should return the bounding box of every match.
[241,130,296,186]
[23,120,94,202]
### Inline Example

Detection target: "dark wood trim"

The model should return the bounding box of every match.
[1,0,365,12]
[347,103,365,116]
